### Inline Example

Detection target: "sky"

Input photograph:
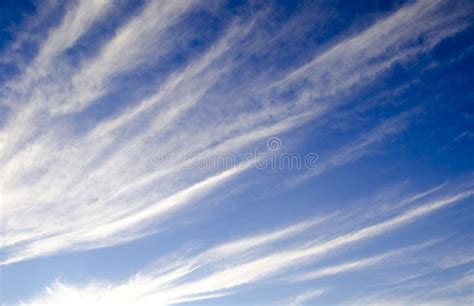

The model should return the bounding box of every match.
[0,0,473,305]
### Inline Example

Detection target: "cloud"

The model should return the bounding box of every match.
[288,110,418,186]
[1,0,470,266]
[291,239,440,282]
[3,0,112,87]
[1,159,255,265]
[18,188,472,305]
[286,289,327,306]
[346,269,474,306]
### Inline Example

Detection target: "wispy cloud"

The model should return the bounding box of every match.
[288,110,417,186]
[1,1,472,305]
[346,269,474,306]
[286,289,327,306]
[1,0,470,268]
[18,188,472,305]
[291,239,440,282]
[1,1,470,263]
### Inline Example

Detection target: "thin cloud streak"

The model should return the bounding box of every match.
[286,289,327,306]
[1,0,469,266]
[291,239,440,282]
[19,188,472,305]
[5,0,113,93]
[1,159,256,265]
[288,110,417,186]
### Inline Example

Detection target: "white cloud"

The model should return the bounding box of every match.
[18,189,472,305]
[291,239,440,282]
[286,289,327,306]
[288,110,417,185]
[1,0,469,266]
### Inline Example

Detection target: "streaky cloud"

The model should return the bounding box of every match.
[19,188,472,305]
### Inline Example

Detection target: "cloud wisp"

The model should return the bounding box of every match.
[18,187,472,305]
[1,0,470,267]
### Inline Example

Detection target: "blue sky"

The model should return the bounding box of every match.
[0,0,473,305]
